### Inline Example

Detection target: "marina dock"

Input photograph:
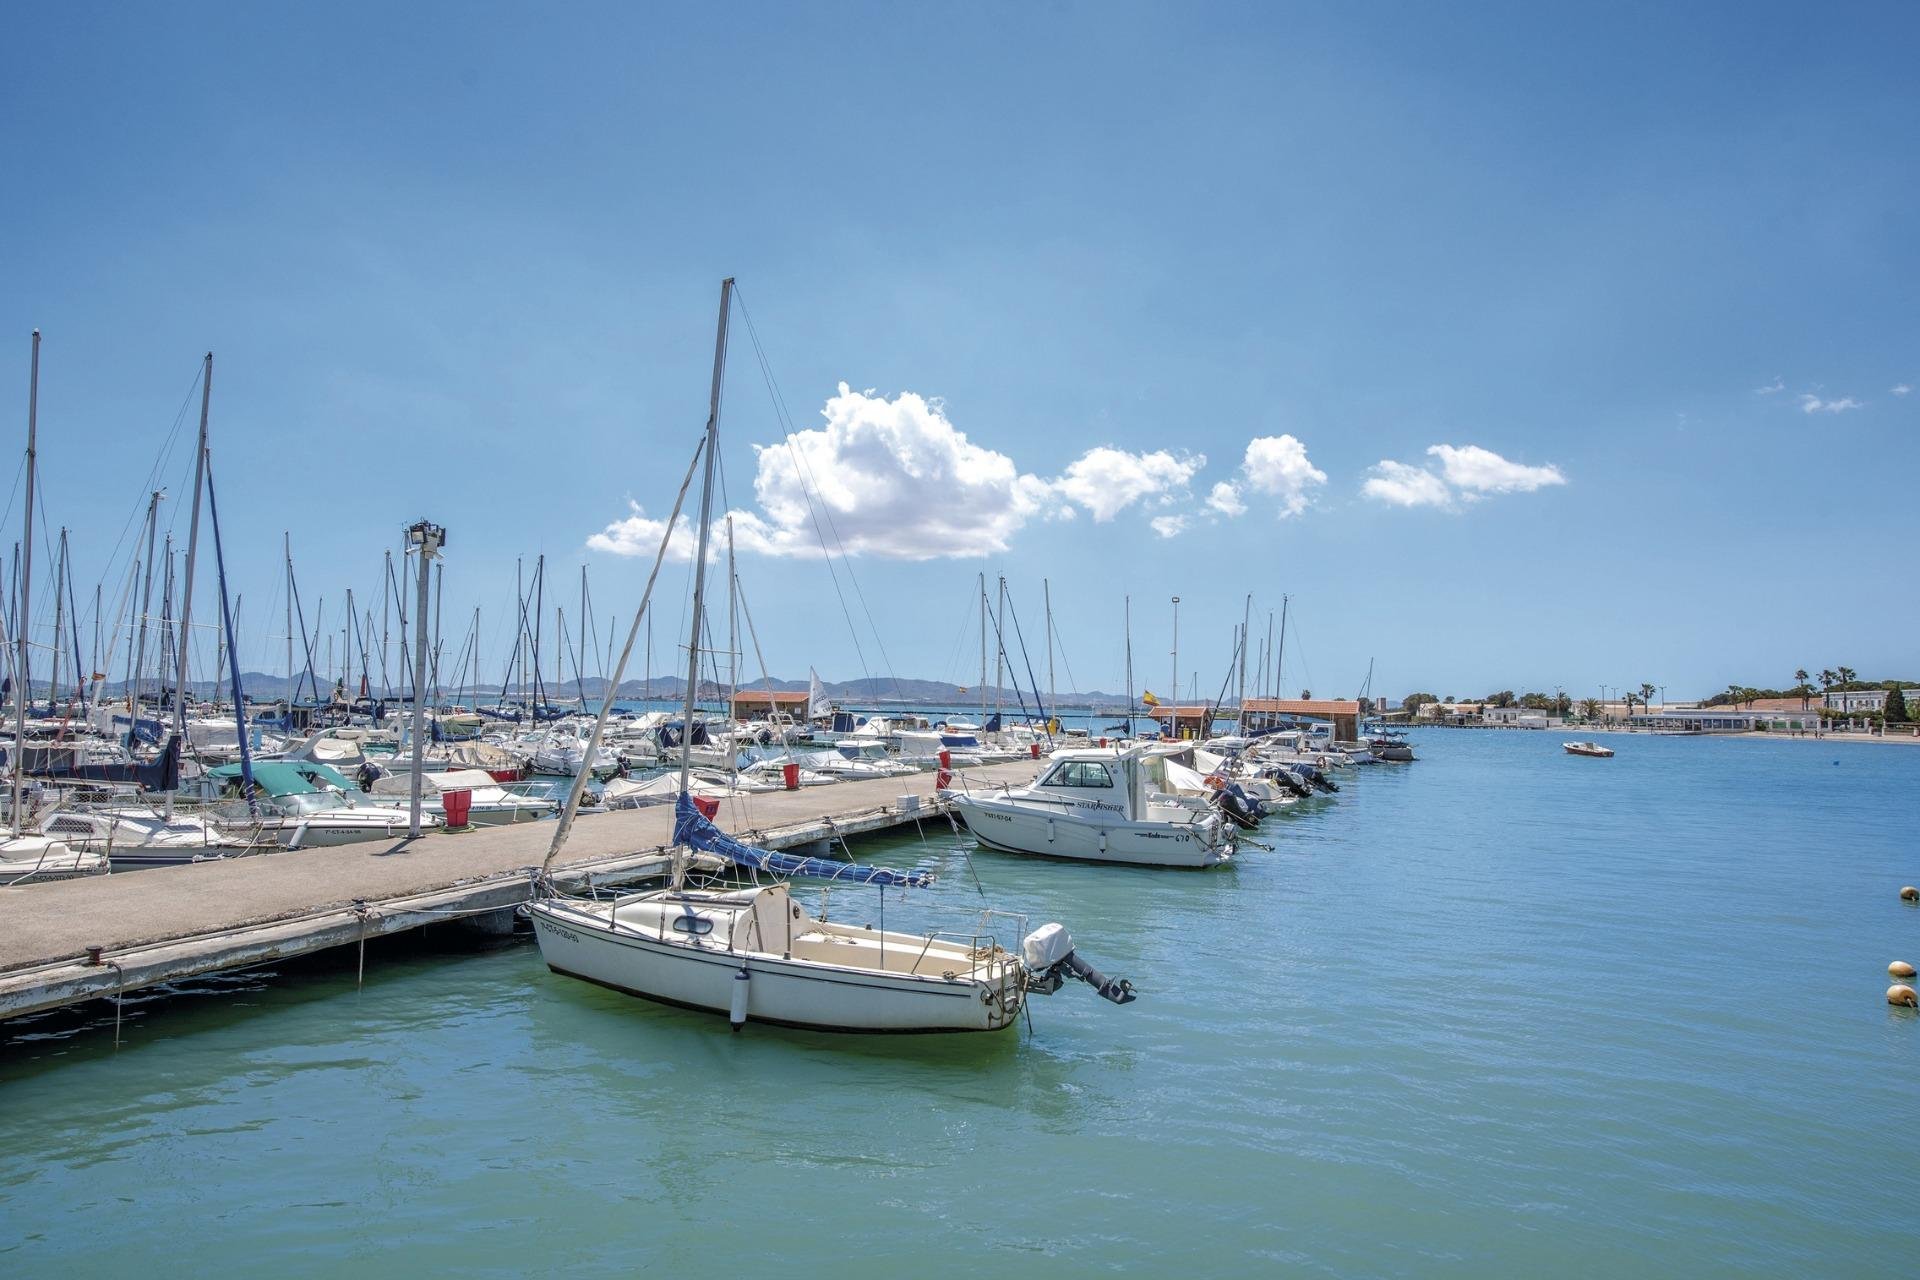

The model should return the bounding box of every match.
[0,760,1042,1021]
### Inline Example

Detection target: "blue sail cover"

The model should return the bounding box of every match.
[671,792,935,888]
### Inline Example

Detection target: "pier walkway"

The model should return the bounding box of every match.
[0,760,1040,1021]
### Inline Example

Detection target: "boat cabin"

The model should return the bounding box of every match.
[1025,747,1200,824]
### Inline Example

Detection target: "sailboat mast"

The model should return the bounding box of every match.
[11,332,40,835]
[284,533,294,716]
[1238,593,1251,713]
[381,550,392,699]
[1123,595,1134,739]
[532,554,545,711]
[433,559,444,706]
[1274,594,1289,701]
[978,572,986,728]
[50,529,67,712]
[165,353,212,818]
[676,277,733,816]
[994,575,1005,725]
[1044,577,1054,719]
[725,516,737,725]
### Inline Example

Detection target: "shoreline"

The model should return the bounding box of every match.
[1419,724,1920,746]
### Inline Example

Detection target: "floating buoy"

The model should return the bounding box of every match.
[1892,961,1917,979]
[1889,984,1918,1008]
[729,967,750,1031]
[1903,886,1919,902]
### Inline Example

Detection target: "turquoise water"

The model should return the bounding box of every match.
[4,730,1917,1276]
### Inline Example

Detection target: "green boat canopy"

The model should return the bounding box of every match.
[207,760,356,797]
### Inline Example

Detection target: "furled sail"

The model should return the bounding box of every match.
[671,792,935,888]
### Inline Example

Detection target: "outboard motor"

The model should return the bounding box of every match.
[1022,923,1136,1005]
[1267,766,1311,798]
[1212,781,1263,829]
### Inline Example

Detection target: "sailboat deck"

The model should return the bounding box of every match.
[0,760,1042,1020]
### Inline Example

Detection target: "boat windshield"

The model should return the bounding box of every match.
[1042,761,1114,789]
[276,792,350,816]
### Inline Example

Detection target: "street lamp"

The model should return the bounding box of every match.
[405,520,446,838]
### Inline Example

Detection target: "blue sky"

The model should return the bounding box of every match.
[3,2,1916,702]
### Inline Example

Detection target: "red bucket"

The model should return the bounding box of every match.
[442,789,472,830]
[1029,742,1041,759]
[782,761,801,791]
[937,748,952,769]
[692,794,720,819]
[1098,737,1109,748]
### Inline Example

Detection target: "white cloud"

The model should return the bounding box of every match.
[1427,443,1566,495]
[1799,393,1862,414]
[1893,384,1911,397]
[1362,443,1566,510]
[1755,377,1785,395]
[1362,460,1454,508]
[1207,481,1246,517]
[1150,514,1189,538]
[587,500,705,561]
[1049,446,1205,522]
[589,383,1213,560]
[1238,435,1327,517]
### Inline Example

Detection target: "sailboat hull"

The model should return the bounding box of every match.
[528,898,1021,1034]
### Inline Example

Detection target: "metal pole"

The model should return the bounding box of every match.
[11,332,40,835]
[407,524,440,838]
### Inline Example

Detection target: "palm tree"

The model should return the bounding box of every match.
[1579,697,1600,720]
[1794,668,1810,710]
[1837,666,1857,688]
[1624,691,1638,719]
[1639,682,1656,712]
[1820,668,1837,693]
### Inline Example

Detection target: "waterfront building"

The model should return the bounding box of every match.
[1240,698,1362,740]
[731,689,810,721]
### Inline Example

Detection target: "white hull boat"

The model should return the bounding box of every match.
[951,746,1234,868]
[1,835,108,882]
[529,884,1027,1033]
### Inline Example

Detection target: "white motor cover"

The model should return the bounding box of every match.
[1022,921,1075,970]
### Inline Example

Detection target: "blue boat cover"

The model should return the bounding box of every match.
[671,792,934,888]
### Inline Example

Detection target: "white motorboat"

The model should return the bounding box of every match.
[950,745,1235,868]
[0,834,108,882]
[1564,740,1614,758]
[364,768,559,826]
[38,806,262,867]
[203,760,439,847]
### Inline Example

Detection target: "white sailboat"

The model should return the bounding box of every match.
[527,280,1135,1033]
[3,333,108,884]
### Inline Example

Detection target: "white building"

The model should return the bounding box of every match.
[1483,707,1549,729]
[1824,688,1920,714]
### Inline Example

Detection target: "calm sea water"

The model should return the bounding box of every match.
[4,730,1917,1277]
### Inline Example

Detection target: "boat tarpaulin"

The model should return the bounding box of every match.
[671,792,934,888]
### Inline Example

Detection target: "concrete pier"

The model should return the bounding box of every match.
[0,761,1039,1021]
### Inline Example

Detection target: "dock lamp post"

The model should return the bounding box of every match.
[1170,596,1181,736]
[405,519,446,838]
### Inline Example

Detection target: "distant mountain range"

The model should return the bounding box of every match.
[83,672,1139,709]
